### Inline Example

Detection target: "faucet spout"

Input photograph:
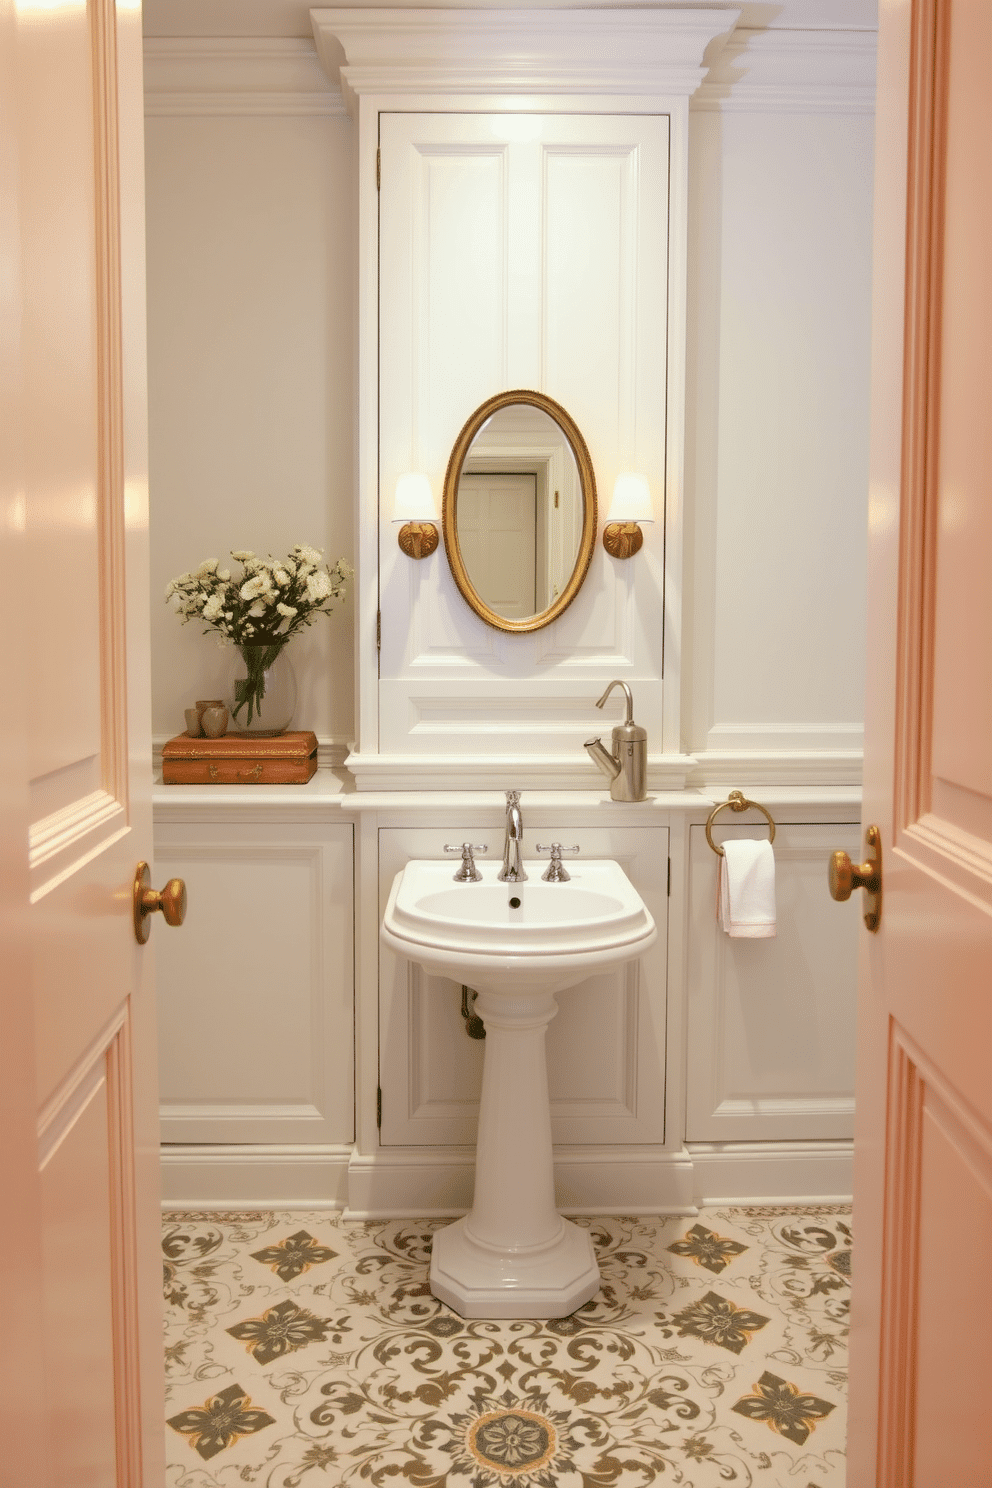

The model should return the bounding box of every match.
[584,736,622,782]
[498,790,528,882]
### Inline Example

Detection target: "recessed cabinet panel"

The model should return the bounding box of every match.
[378,824,668,1147]
[377,112,671,758]
[155,822,355,1144]
[685,821,860,1142]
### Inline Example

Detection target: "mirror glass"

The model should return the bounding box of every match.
[442,391,597,632]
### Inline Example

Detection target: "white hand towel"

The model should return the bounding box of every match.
[718,838,777,938]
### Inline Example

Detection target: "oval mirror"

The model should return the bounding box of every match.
[441,390,597,633]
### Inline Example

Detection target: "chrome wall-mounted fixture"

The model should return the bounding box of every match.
[394,472,439,559]
[602,472,653,559]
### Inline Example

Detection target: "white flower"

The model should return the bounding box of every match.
[202,595,224,621]
[248,600,268,618]
[196,559,218,577]
[295,544,323,568]
[218,568,231,582]
[231,550,255,562]
[305,569,332,602]
[164,580,176,599]
[273,568,290,587]
[276,603,298,619]
[170,594,185,612]
[240,574,274,602]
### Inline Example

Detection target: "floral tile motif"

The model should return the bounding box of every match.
[670,1291,770,1353]
[731,1370,836,1446]
[166,1381,276,1460]
[250,1227,337,1281]
[163,1206,851,1486]
[227,1299,344,1365]
[667,1223,749,1275]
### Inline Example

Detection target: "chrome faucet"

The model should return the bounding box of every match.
[585,680,648,801]
[498,790,528,882]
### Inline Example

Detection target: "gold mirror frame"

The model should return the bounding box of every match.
[441,390,598,633]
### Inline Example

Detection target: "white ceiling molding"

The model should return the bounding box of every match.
[143,37,347,116]
[309,7,744,109]
[692,26,877,114]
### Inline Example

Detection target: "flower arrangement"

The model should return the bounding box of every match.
[166,546,352,728]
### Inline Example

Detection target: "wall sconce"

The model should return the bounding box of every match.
[602,473,653,559]
[393,472,439,559]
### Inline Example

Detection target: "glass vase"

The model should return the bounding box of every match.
[228,642,297,737]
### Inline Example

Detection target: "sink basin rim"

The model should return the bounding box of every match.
[381,858,657,969]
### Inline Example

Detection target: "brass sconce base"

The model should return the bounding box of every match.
[397,521,439,559]
[602,521,644,559]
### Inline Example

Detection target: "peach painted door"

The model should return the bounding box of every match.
[5,0,166,1483]
[846,1,992,1482]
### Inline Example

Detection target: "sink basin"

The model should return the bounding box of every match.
[382,859,656,995]
[380,857,656,1319]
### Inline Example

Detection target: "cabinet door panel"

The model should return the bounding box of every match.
[154,822,354,1144]
[685,821,859,1142]
[378,824,668,1146]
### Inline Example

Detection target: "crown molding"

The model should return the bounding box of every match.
[143,37,347,116]
[310,7,743,110]
[693,25,876,113]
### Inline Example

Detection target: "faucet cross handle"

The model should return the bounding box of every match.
[536,843,580,882]
[443,843,488,882]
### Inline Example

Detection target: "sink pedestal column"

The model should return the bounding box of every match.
[430,985,601,1319]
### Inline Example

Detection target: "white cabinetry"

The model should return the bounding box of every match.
[377,824,669,1148]
[154,816,354,1200]
[376,112,670,763]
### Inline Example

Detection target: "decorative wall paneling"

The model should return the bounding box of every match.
[154,787,859,1211]
[377,825,670,1148]
[685,27,875,793]
[685,820,860,1144]
[310,7,740,789]
[154,821,354,1146]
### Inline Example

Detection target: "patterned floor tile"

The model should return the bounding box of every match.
[162,1206,850,1486]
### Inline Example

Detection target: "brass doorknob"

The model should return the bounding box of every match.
[828,824,882,932]
[133,861,187,944]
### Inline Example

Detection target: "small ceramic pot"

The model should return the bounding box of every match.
[184,708,203,737]
[195,698,224,721]
[201,705,229,739]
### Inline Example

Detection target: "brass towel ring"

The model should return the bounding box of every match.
[705,790,776,857]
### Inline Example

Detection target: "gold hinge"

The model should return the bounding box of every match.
[376,609,381,653]
[376,148,380,190]
[376,1087,382,1128]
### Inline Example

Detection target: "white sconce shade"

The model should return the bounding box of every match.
[608,473,654,524]
[393,472,440,559]
[603,473,652,558]
[393,472,438,522]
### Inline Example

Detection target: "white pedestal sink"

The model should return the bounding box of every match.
[381,859,657,1319]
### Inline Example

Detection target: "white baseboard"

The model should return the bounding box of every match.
[687,1140,854,1205]
[160,1143,351,1209]
[344,1146,698,1219]
[159,1141,850,1216]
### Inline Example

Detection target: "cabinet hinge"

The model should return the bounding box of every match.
[376,609,381,653]
[667,858,671,896]
[376,1087,382,1128]
[376,148,381,190]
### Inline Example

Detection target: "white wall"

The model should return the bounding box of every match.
[145,97,356,745]
[685,105,874,766]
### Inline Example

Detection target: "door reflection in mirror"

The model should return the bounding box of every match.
[442,390,596,633]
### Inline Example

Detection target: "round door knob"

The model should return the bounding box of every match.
[133,861,187,944]
[829,851,881,902]
[827,825,882,932]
